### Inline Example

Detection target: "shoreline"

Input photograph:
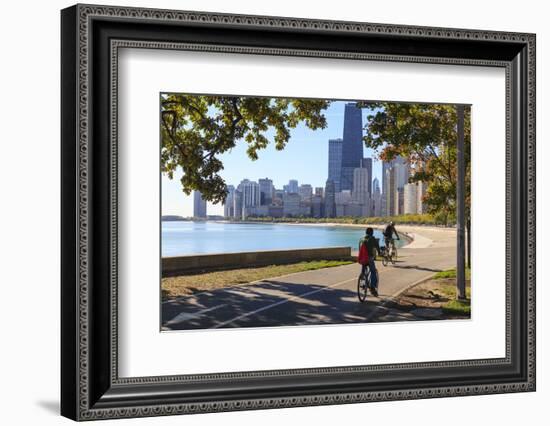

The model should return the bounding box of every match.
[216,220,456,247]
[167,218,454,232]
[162,220,456,255]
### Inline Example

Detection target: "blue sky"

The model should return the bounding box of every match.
[162,101,382,217]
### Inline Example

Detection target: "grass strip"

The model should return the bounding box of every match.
[434,267,471,280]
[162,259,353,300]
[442,299,471,316]
[434,269,471,316]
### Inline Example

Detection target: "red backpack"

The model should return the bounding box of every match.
[358,242,369,265]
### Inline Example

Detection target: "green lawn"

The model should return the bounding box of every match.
[162,259,353,300]
[433,268,471,316]
[442,299,471,316]
[434,267,471,280]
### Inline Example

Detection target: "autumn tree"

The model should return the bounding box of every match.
[161,94,330,203]
[360,102,471,227]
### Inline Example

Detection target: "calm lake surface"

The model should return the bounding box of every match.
[162,221,407,257]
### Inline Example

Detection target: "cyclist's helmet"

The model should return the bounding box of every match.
[389,221,394,226]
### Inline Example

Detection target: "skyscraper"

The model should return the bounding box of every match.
[223,185,235,217]
[372,177,380,196]
[283,179,299,194]
[314,187,324,197]
[232,190,242,219]
[381,160,392,216]
[404,183,418,214]
[258,178,274,205]
[328,138,343,193]
[382,156,409,216]
[352,168,370,205]
[360,157,373,197]
[373,178,382,216]
[396,187,405,215]
[386,167,397,217]
[239,179,261,217]
[335,190,352,217]
[324,179,336,218]
[193,191,207,218]
[273,189,284,206]
[298,184,313,201]
[311,195,323,218]
[335,190,352,205]
[340,103,363,191]
[283,193,301,217]
[392,156,410,189]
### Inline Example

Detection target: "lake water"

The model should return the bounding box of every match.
[162,221,407,257]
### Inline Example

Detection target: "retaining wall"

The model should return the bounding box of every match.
[162,246,352,277]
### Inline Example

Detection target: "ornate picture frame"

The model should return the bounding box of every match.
[61,4,535,421]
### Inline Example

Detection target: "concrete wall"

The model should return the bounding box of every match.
[162,246,352,277]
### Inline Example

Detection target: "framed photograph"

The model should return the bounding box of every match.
[159,95,472,331]
[61,4,536,421]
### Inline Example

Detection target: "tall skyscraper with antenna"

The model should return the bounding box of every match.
[339,103,363,191]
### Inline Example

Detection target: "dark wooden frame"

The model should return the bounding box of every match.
[61,4,536,421]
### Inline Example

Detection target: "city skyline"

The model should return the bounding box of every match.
[185,152,425,220]
[165,102,426,220]
[162,101,383,217]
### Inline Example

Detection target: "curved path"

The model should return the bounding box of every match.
[162,226,457,331]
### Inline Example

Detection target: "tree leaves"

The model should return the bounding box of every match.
[363,103,471,224]
[161,95,470,224]
[160,94,329,203]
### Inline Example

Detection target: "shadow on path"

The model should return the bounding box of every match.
[391,264,443,273]
[163,279,380,330]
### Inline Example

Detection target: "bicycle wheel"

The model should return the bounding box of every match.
[391,246,397,264]
[357,272,368,303]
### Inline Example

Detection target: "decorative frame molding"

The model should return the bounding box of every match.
[61,4,535,421]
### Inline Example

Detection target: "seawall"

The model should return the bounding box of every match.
[162,246,352,277]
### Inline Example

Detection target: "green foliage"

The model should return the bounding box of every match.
[442,299,471,316]
[237,213,444,226]
[432,269,471,316]
[433,267,471,280]
[433,269,457,279]
[361,102,471,225]
[161,94,329,203]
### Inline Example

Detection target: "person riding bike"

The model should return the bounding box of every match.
[383,221,400,254]
[358,227,380,296]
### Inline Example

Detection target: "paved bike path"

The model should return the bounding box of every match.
[162,227,456,330]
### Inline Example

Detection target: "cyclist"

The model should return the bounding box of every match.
[358,227,380,296]
[383,221,400,254]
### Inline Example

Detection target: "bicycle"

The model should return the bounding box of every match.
[357,267,370,303]
[357,266,379,303]
[381,239,398,266]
